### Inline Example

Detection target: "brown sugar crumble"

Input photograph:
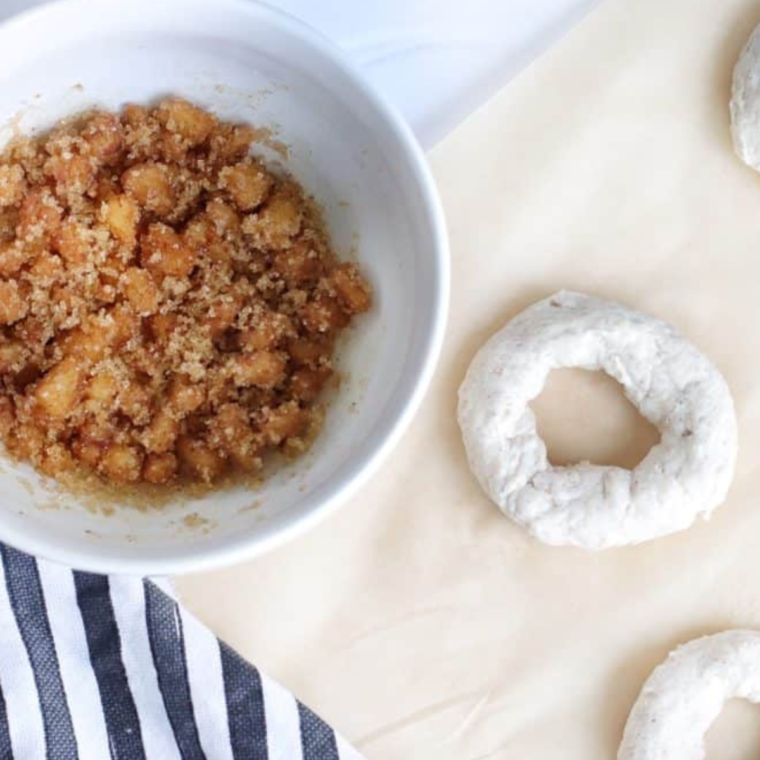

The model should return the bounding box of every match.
[0,98,371,489]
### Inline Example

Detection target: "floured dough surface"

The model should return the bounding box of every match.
[457,291,737,549]
[732,22,760,173]
[619,630,760,760]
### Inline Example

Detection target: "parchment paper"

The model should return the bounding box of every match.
[177,0,760,756]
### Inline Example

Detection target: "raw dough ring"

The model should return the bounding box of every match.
[731,21,760,173]
[619,630,760,760]
[457,291,737,549]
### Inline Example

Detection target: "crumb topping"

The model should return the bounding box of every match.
[0,98,371,487]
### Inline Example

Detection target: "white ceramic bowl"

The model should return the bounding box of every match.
[0,0,448,575]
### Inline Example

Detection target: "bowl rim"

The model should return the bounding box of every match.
[0,0,450,576]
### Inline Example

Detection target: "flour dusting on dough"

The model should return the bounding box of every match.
[619,630,760,760]
[457,291,737,549]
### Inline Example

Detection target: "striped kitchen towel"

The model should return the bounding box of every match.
[0,544,363,760]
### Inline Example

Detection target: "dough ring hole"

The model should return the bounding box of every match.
[704,700,760,760]
[530,368,661,470]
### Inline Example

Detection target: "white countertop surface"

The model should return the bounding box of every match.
[0,0,599,147]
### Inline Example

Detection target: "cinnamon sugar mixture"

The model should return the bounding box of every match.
[0,99,371,488]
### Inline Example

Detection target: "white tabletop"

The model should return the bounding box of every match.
[0,0,599,148]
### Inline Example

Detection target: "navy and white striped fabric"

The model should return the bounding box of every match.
[0,545,364,760]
